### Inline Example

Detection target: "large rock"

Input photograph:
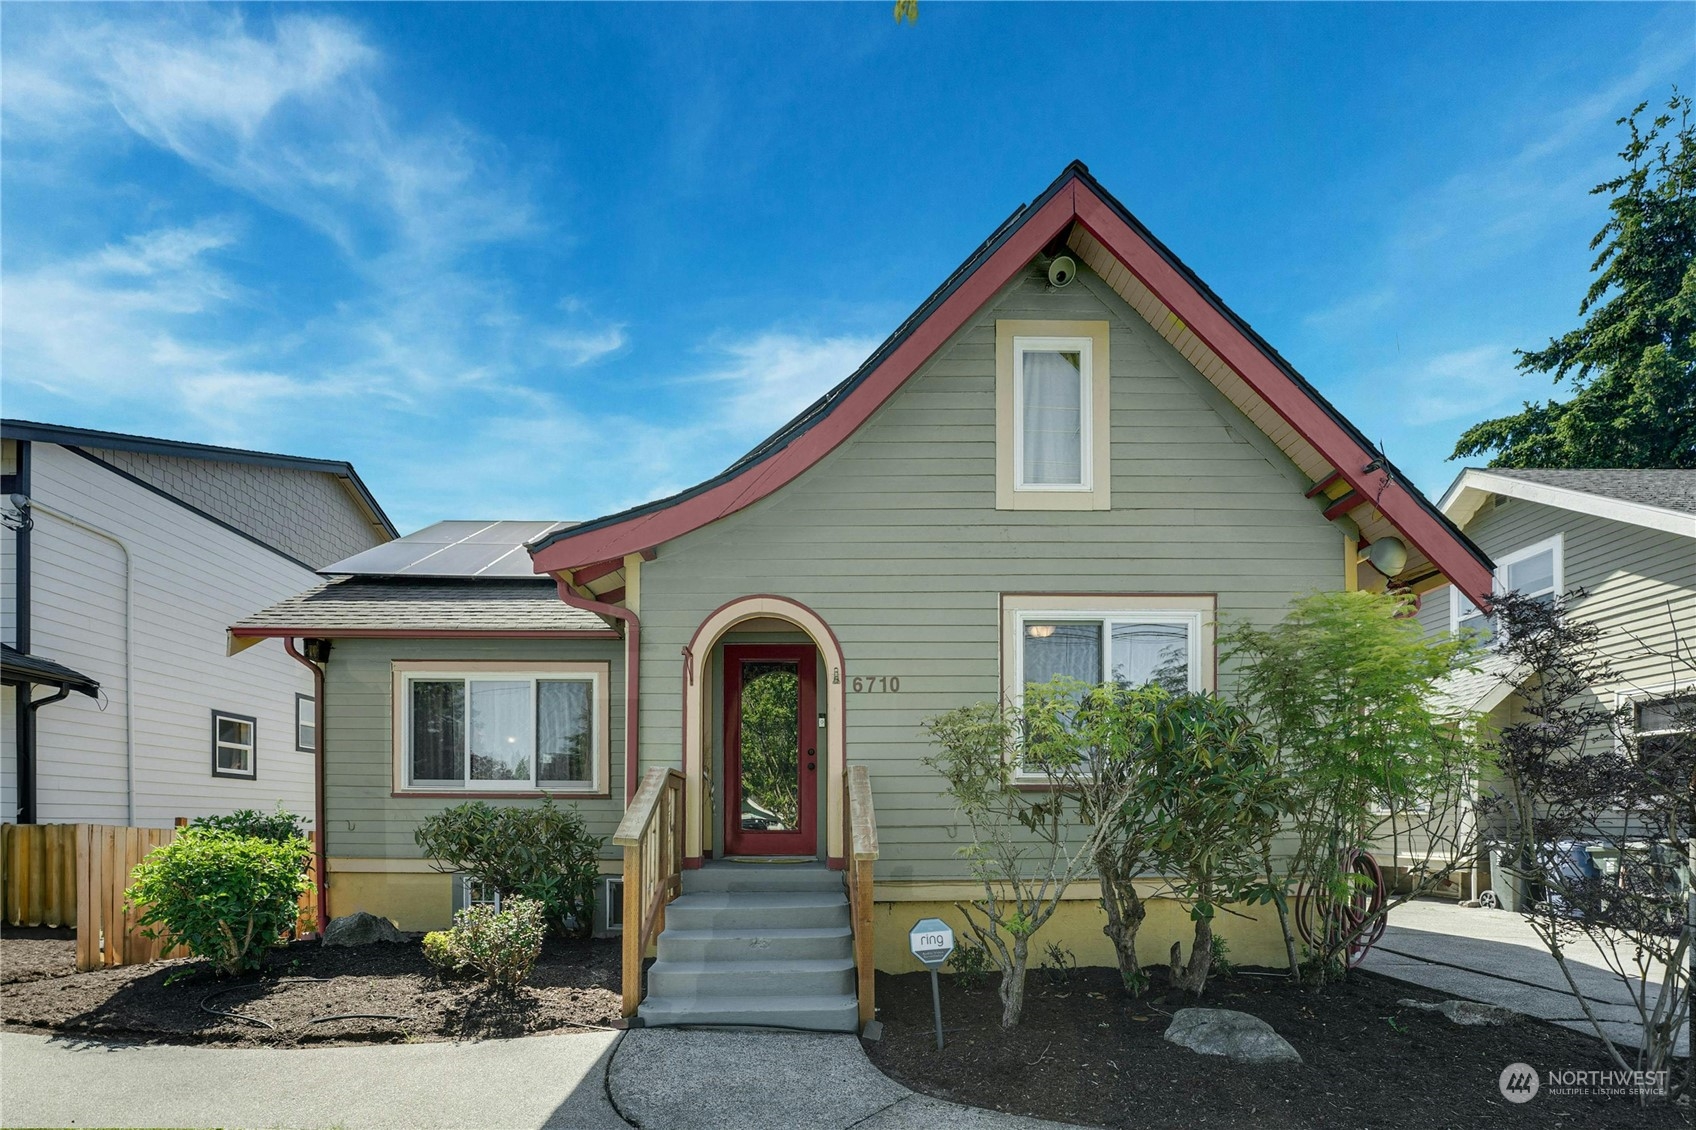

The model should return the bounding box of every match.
[1398,998,1519,1026]
[1163,1008,1302,1064]
[322,910,405,947]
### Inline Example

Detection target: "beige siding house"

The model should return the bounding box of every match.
[1418,469,1696,907]
[234,164,1498,1029]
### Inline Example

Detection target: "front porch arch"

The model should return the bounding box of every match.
[682,595,848,867]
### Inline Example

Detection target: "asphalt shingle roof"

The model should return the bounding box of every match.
[234,578,609,634]
[1,643,101,696]
[1483,469,1696,515]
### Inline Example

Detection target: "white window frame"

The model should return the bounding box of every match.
[1450,533,1564,639]
[995,320,1111,511]
[1012,335,1094,493]
[211,710,257,780]
[1000,594,1215,781]
[391,661,610,796]
[1617,683,1695,762]
[295,693,316,753]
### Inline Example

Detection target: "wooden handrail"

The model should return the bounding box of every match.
[615,766,684,1018]
[844,764,879,1027]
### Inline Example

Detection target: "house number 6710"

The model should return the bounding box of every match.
[850,676,900,693]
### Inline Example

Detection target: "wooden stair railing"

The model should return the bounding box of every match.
[844,764,879,1027]
[612,767,685,1017]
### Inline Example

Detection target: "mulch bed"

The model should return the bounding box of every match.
[0,926,77,984]
[865,964,1688,1129]
[0,931,621,1048]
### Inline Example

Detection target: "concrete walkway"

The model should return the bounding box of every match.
[1360,898,1688,1056]
[1,1026,1070,1129]
[607,1028,1068,1128]
[1,1029,628,1129]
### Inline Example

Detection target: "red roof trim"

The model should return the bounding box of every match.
[1070,189,1492,602]
[530,170,1493,605]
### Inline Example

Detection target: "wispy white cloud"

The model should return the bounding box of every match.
[1399,344,1546,427]
[1,8,629,474]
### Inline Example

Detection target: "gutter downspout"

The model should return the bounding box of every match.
[14,442,33,823]
[554,581,641,804]
[24,498,134,825]
[284,637,329,935]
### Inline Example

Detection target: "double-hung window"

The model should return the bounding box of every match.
[211,710,257,779]
[1451,534,1563,643]
[1001,595,1214,778]
[394,662,609,794]
[295,694,316,752]
[996,320,1111,510]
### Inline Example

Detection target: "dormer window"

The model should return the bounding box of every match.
[996,320,1110,510]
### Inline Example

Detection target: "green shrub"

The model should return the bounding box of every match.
[126,828,312,976]
[422,930,464,974]
[947,939,991,990]
[190,806,307,845]
[414,797,604,938]
[449,897,547,988]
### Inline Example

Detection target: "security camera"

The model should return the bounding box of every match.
[1046,255,1077,288]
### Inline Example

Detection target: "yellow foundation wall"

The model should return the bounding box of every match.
[328,871,454,932]
[869,894,1290,975]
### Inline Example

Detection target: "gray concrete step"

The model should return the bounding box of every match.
[637,992,860,1032]
[664,891,849,931]
[656,924,854,963]
[646,956,856,999]
[682,862,843,894]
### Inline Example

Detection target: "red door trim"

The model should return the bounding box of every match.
[722,643,819,858]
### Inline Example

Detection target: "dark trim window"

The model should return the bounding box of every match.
[212,710,257,779]
[295,694,316,753]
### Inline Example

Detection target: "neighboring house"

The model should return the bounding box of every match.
[232,163,1495,1030]
[1,421,395,829]
[1417,468,1696,907]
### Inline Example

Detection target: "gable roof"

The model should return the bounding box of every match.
[1441,468,1696,539]
[2,419,397,540]
[529,162,1495,604]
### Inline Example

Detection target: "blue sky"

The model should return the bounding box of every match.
[3,3,1690,534]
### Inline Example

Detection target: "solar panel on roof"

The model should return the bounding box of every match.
[321,520,572,578]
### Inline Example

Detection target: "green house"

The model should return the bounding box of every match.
[233,163,1494,1031]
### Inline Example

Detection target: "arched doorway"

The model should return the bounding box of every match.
[682,596,847,867]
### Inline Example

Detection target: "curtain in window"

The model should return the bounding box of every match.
[411,680,465,783]
[1024,622,1102,688]
[1021,350,1083,485]
[538,680,594,783]
[469,680,532,782]
[1111,623,1190,691]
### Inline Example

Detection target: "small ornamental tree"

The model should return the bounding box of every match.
[415,797,604,939]
[1222,590,1486,980]
[1135,691,1290,997]
[1032,681,1170,994]
[923,694,1134,1027]
[1483,592,1693,1105]
[126,828,312,976]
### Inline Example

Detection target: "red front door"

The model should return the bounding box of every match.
[723,644,818,857]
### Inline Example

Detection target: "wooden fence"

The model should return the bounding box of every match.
[75,824,190,970]
[1,822,79,928]
[0,822,320,972]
